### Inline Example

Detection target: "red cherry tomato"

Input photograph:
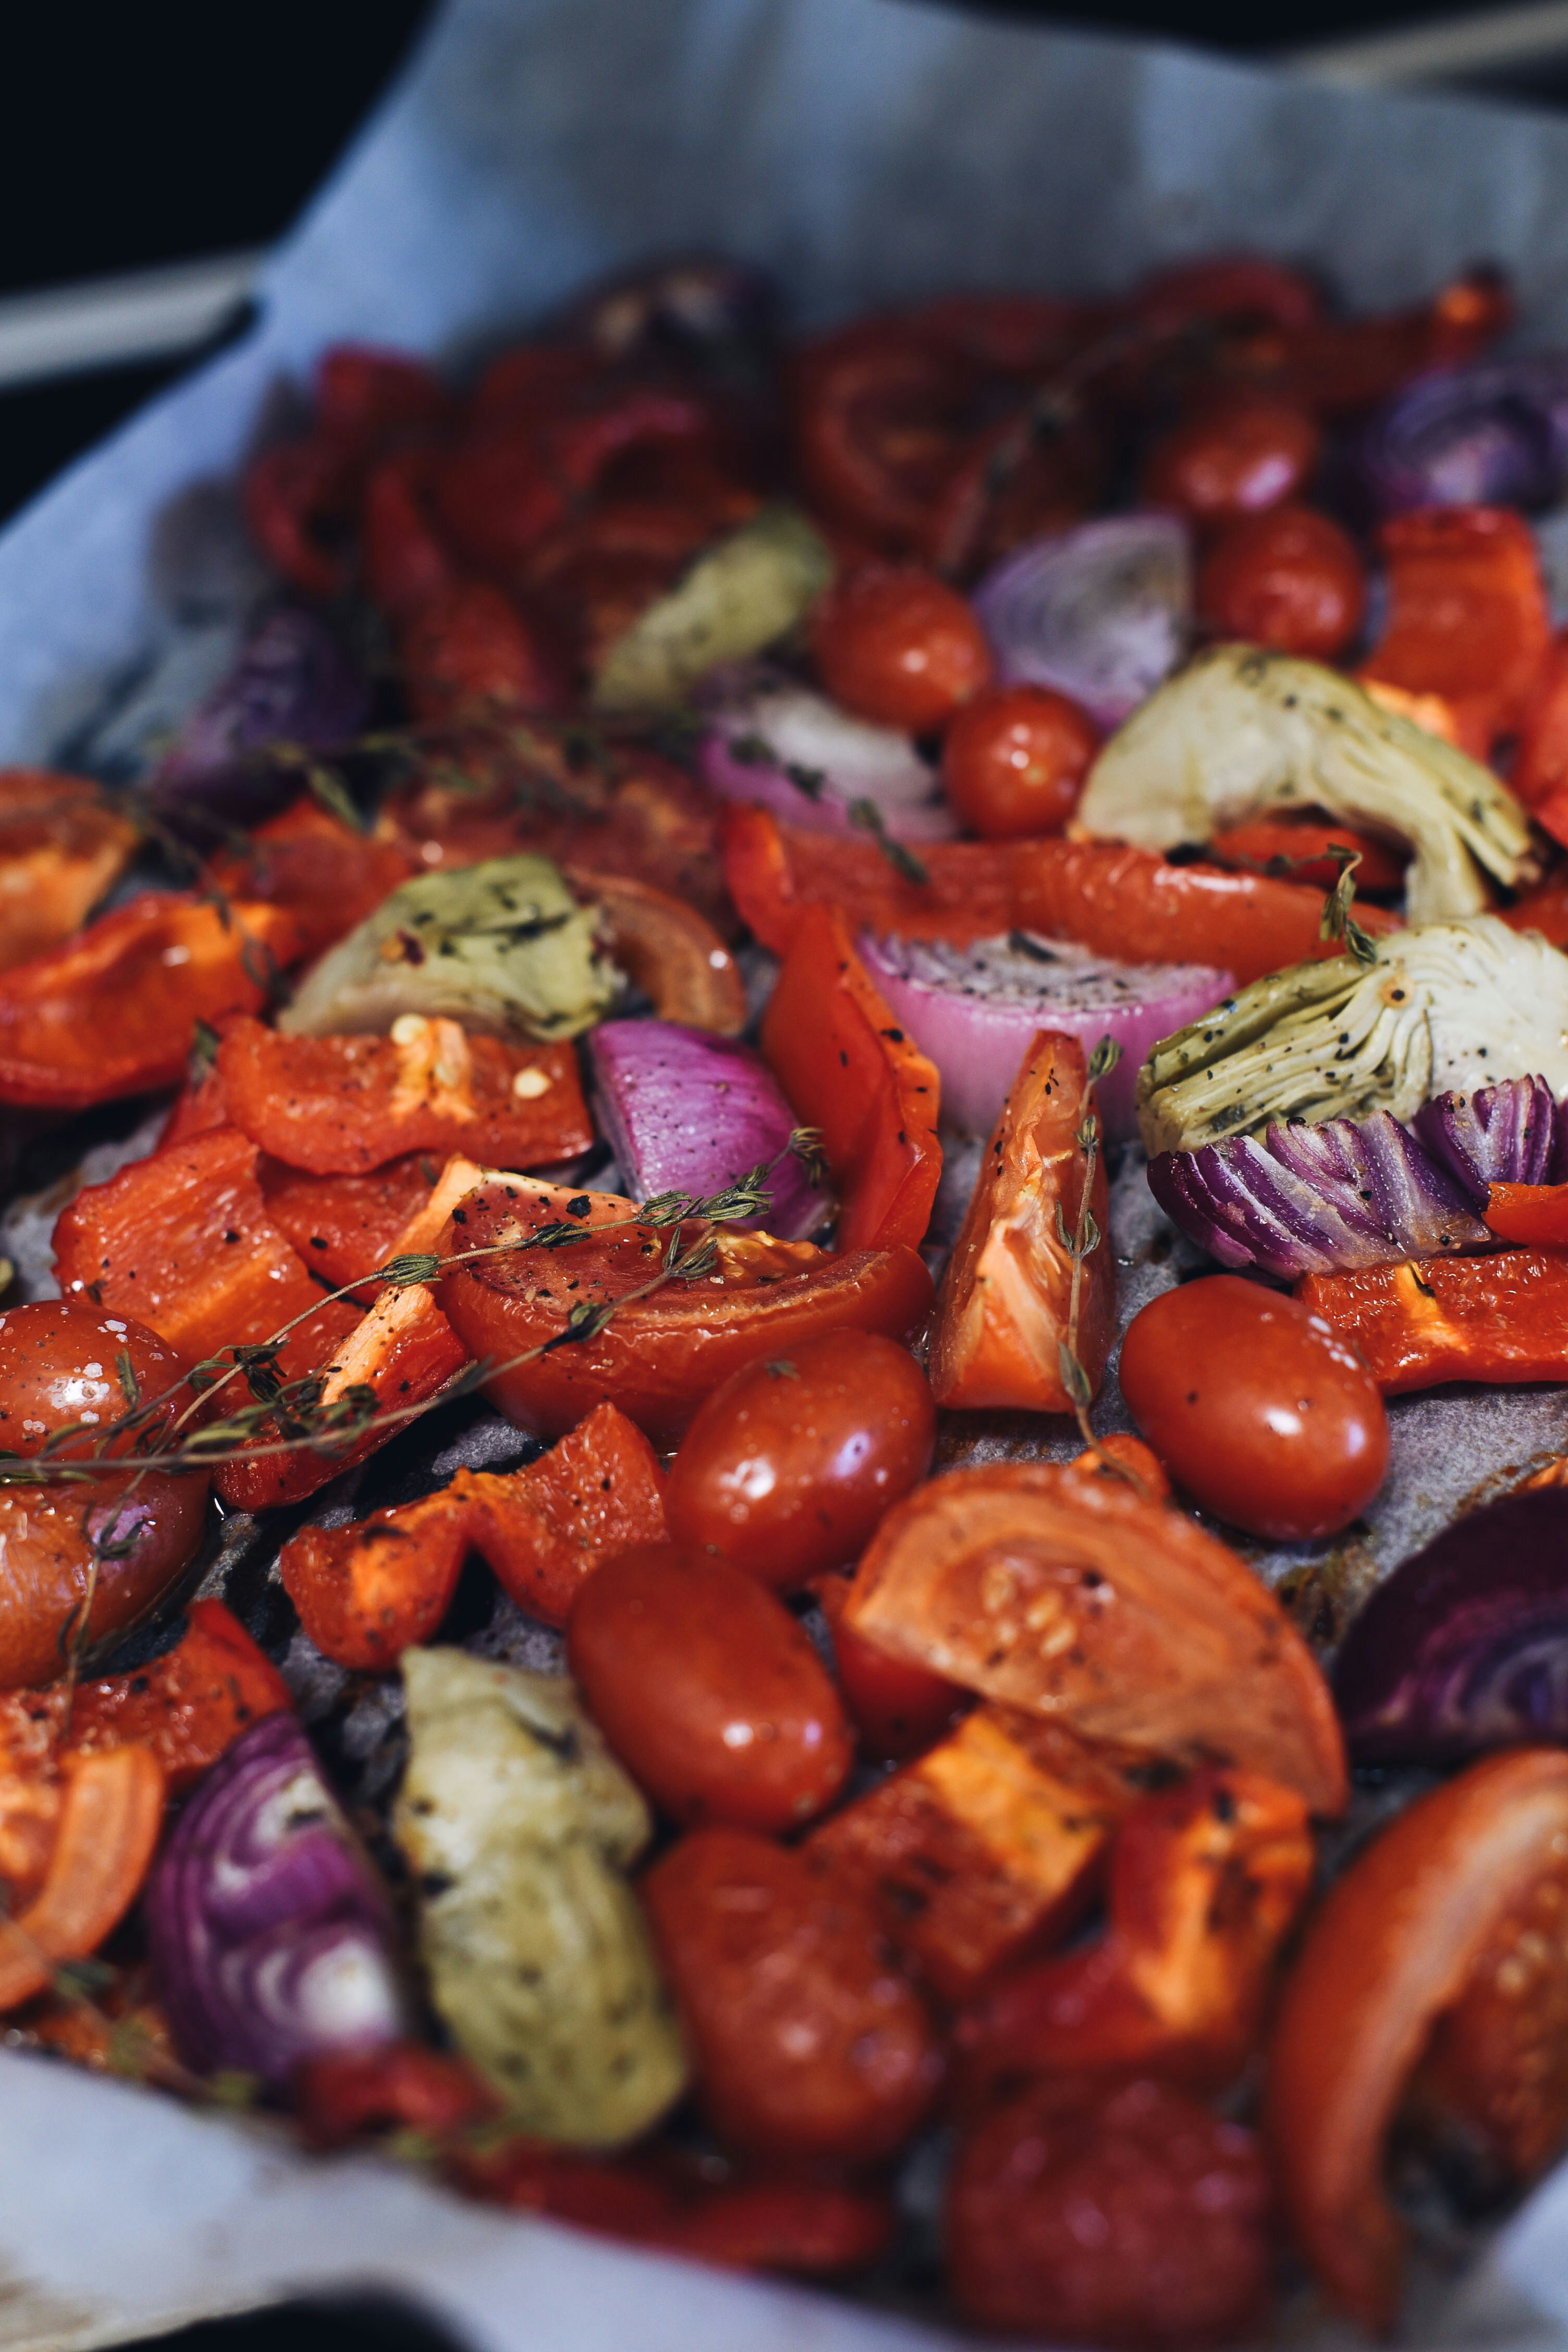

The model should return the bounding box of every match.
[642,1824,940,2161]
[1118,1276,1389,1541]
[811,566,993,730]
[1143,397,1321,527]
[566,1543,854,1831]
[946,2076,1275,2346]
[663,1331,935,1590]
[0,1299,191,1458]
[940,683,1099,839]
[1198,504,1366,659]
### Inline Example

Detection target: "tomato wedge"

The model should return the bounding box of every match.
[0,1746,166,2011]
[760,903,941,1255]
[842,1457,1347,1814]
[0,895,302,1109]
[721,806,1398,983]
[1268,1747,1568,2331]
[930,1029,1113,1412]
[442,1177,935,1444]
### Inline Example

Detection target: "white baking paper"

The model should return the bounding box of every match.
[6,3,1568,2346]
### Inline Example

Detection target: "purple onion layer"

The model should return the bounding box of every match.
[150,608,368,838]
[1358,360,1568,517]
[1334,1488,1568,1763]
[146,1712,404,2089]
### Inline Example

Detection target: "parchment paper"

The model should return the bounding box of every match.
[6,3,1568,2346]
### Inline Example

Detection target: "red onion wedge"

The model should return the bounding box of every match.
[1357,360,1568,517]
[858,931,1231,1142]
[971,514,1191,729]
[587,1015,831,1237]
[147,1712,405,2090]
[697,668,957,841]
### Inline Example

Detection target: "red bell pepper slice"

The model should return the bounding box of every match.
[1485,1182,1568,1247]
[720,806,1398,984]
[261,1153,440,1301]
[278,1398,666,1668]
[52,1123,359,1378]
[0,770,138,974]
[1511,630,1568,852]
[1298,1251,1568,1392]
[760,901,941,1255]
[216,1014,591,1176]
[209,797,417,962]
[1359,505,1551,750]
[0,893,302,1110]
[807,1704,1126,2002]
[69,1598,291,1793]
[957,1766,1314,2102]
[1205,814,1406,893]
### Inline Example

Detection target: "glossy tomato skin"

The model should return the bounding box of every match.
[811,565,993,730]
[567,1543,854,1831]
[1143,397,1320,528]
[642,1823,941,2161]
[1197,504,1365,659]
[1118,1276,1388,1541]
[940,684,1099,839]
[947,2075,1275,2346]
[664,1331,935,1590]
[0,1299,193,1456]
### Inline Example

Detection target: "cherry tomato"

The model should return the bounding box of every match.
[947,2076,1275,2346]
[0,1300,191,1458]
[641,1823,940,2160]
[664,1331,935,1590]
[811,565,993,730]
[566,1543,853,1831]
[940,684,1099,839]
[1118,1276,1389,1542]
[1142,396,1320,527]
[1197,504,1366,659]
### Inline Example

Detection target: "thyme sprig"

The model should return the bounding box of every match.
[1319,845,1381,969]
[847,797,929,887]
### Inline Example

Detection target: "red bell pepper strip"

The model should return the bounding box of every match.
[720,806,1399,983]
[1511,630,1568,851]
[361,447,462,620]
[0,894,302,1110]
[1267,1747,1568,2331]
[209,798,417,963]
[397,579,566,724]
[807,1704,1126,2002]
[1298,1251,1568,1393]
[216,1014,591,1177]
[1206,814,1406,893]
[1232,265,1512,417]
[760,902,941,1255]
[278,1399,665,1668]
[0,771,138,974]
[956,1766,1314,2102]
[260,1153,440,1302]
[52,1123,360,1379]
[1359,505,1551,750]
[929,1028,1113,1413]
[0,1747,166,2013]
[68,1599,291,1793]
[243,440,359,599]
[313,345,447,450]
[1485,1182,1568,1247]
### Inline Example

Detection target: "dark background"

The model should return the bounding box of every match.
[6,2,1547,2349]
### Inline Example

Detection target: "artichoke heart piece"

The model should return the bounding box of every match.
[279,853,619,1040]
[395,1647,687,2147]
[1137,915,1568,1156]
[1077,643,1536,924]
[592,505,833,713]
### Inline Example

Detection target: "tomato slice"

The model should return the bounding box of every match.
[216,1014,591,1177]
[1268,1747,1568,2331]
[720,805,1399,983]
[930,1028,1113,1412]
[441,1177,934,1444]
[843,1456,1348,1815]
[0,895,302,1109]
[760,902,941,1255]
[0,1746,166,2012]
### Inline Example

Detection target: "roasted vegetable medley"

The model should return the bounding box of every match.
[9,247,1568,2344]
